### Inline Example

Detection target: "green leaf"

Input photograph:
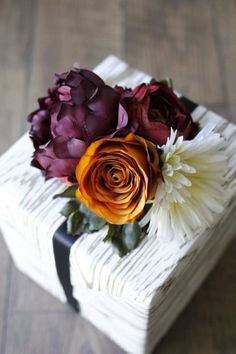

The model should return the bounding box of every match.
[79,220,91,233]
[103,223,143,257]
[137,203,152,223]
[88,214,106,232]
[111,237,127,257]
[67,210,83,236]
[60,200,80,218]
[103,224,121,242]
[79,204,95,218]
[121,222,142,251]
[53,185,77,199]
[77,204,107,232]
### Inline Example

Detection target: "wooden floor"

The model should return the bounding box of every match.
[0,0,236,353]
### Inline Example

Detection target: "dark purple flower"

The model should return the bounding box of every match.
[28,93,55,148]
[31,136,86,182]
[28,66,128,182]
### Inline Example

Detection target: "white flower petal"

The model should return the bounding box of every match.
[140,124,227,242]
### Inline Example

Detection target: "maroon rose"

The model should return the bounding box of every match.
[118,81,198,146]
[28,66,128,183]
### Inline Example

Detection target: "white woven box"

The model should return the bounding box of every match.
[0,56,236,354]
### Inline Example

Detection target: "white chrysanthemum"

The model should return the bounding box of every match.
[140,124,228,242]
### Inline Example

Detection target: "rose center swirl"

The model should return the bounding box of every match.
[101,161,134,190]
[89,155,141,202]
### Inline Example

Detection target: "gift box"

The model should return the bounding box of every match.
[0,56,236,354]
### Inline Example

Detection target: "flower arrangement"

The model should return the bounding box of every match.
[28,64,226,256]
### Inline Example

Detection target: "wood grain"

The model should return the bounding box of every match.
[0,0,235,354]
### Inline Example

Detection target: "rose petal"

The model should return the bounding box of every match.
[53,136,85,159]
[117,103,128,129]
[58,85,72,102]
[67,138,86,158]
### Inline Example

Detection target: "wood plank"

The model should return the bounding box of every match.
[8,268,67,313]
[211,0,236,121]
[125,0,226,107]
[26,0,125,115]
[0,0,236,353]
[0,0,36,69]
[0,0,37,137]
[0,1,36,350]
[4,312,124,354]
[0,237,11,354]
[0,68,27,149]
[156,239,236,354]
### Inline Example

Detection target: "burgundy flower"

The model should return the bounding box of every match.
[118,82,198,146]
[28,67,128,182]
[28,92,56,148]
[31,136,85,181]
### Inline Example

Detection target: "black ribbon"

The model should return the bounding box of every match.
[53,222,81,311]
[52,95,198,312]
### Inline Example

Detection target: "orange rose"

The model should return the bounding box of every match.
[75,133,160,224]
